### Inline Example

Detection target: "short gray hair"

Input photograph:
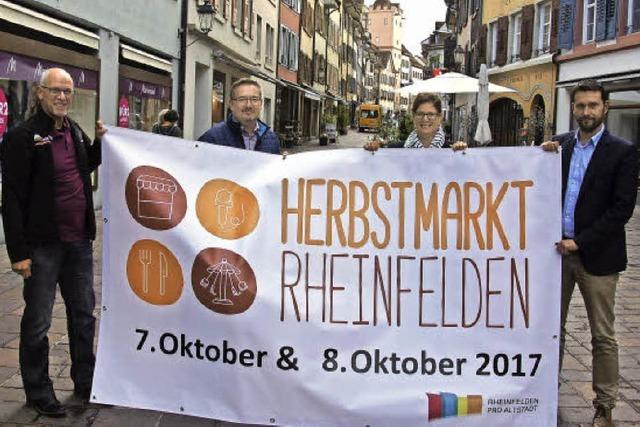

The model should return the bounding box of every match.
[39,68,73,87]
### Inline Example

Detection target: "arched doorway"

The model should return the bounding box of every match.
[489,98,524,146]
[530,95,546,146]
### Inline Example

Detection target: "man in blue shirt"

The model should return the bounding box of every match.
[543,80,638,427]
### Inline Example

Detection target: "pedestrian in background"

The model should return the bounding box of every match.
[0,68,106,417]
[151,108,168,134]
[152,109,182,138]
[542,79,638,427]
[198,78,279,154]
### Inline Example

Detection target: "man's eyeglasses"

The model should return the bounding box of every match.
[232,96,262,104]
[41,86,74,96]
[414,112,439,120]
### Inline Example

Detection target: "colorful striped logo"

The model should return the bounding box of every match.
[426,392,483,420]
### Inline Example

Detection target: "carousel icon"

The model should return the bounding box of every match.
[199,258,248,306]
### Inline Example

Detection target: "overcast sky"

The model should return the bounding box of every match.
[364,0,448,56]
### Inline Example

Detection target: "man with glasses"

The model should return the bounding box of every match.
[542,79,638,427]
[198,78,279,154]
[1,68,106,417]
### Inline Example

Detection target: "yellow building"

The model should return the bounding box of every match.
[483,0,557,145]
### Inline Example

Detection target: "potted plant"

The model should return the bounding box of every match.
[336,104,349,135]
[321,111,337,145]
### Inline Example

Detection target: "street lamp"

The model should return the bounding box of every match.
[454,45,465,73]
[196,0,216,34]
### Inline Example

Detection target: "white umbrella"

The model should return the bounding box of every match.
[398,72,515,95]
[474,64,492,146]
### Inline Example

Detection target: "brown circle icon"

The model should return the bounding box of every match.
[196,179,259,239]
[191,248,257,315]
[125,166,187,230]
[126,240,184,305]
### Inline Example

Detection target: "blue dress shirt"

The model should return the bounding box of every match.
[562,125,605,238]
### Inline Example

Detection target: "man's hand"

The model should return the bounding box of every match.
[451,141,467,152]
[11,259,32,279]
[555,239,579,255]
[96,120,107,139]
[541,140,559,152]
[363,140,381,152]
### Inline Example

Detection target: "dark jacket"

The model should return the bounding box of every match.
[152,123,182,138]
[1,107,101,263]
[197,114,280,154]
[553,129,639,275]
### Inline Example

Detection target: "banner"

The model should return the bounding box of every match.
[94,128,562,426]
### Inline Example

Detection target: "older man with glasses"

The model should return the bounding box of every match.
[198,78,279,154]
[1,68,106,417]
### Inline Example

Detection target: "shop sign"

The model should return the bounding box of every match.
[120,78,171,101]
[0,50,98,90]
[118,96,130,128]
[0,88,7,138]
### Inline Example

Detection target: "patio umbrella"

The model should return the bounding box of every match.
[398,72,515,95]
[474,64,492,146]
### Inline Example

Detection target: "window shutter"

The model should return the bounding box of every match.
[605,0,618,39]
[596,0,607,41]
[496,16,509,66]
[231,0,237,28]
[557,0,574,50]
[520,4,535,60]
[224,0,230,18]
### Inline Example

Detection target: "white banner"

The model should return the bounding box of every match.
[94,127,562,426]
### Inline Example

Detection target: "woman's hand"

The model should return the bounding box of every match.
[363,140,382,152]
[451,141,467,152]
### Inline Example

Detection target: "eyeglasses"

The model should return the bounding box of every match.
[41,86,74,96]
[414,112,440,120]
[232,96,262,104]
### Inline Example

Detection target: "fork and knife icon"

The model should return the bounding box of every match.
[138,249,168,295]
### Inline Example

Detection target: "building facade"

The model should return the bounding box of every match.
[554,0,640,148]
[484,0,558,146]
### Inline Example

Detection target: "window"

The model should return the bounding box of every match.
[584,0,597,43]
[282,0,300,13]
[511,13,522,61]
[489,21,498,66]
[255,15,262,60]
[266,24,274,65]
[537,2,552,54]
[384,18,388,25]
[279,26,298,70]
[629,0,640,33]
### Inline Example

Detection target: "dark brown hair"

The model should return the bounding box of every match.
[412,92,442,114]
[571,79,608,103]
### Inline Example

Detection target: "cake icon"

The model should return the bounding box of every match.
[136,175,177,220]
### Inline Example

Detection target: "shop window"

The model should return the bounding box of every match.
[118,78,171,132]
[607,89,640,147]
[212,71,226,124]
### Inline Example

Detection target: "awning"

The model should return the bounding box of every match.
[279,80,323,101]
[555,72,640,88]
[121,44,173,73]
[0,0,99,50]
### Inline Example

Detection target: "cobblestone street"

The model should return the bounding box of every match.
[0,135,639,425]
